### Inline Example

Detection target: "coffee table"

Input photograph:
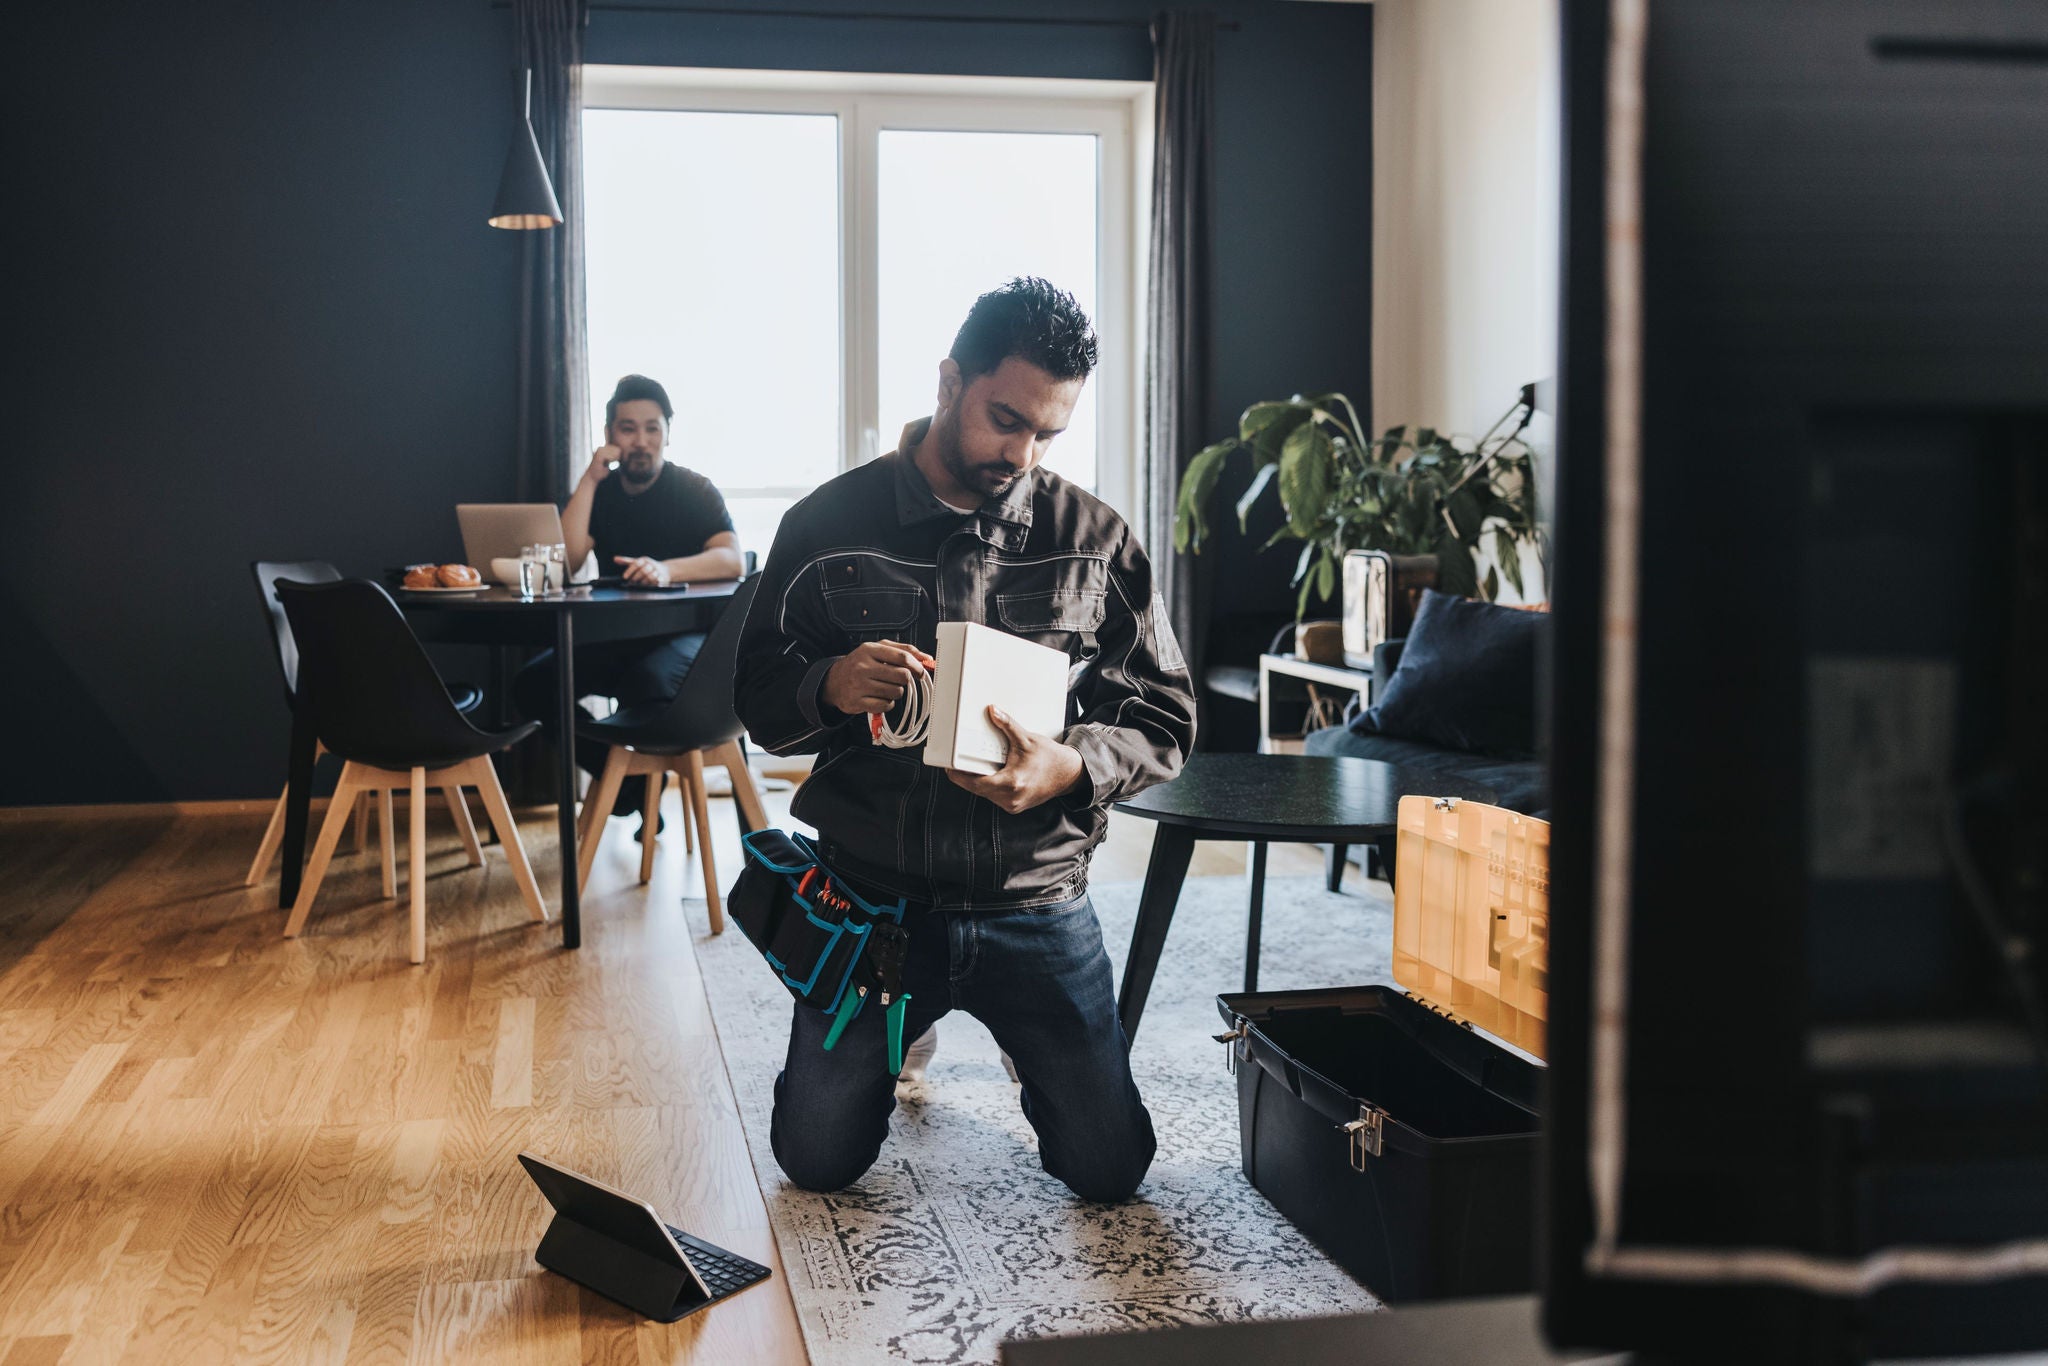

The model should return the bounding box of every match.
[1111,753,1496,1044]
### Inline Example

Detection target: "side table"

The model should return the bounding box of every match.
[1111,753,1496,1045]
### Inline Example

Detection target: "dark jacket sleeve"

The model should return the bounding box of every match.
[1058,524,1198,808]
[732,502,849,756]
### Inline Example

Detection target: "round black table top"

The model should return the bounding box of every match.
[1114,752,1499,841]
[392,580,740,613]
[395,579,741,648]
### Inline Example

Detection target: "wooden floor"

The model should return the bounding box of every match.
[0,789,1319,1365]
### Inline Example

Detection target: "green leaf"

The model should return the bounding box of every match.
[1241,402,1313,463]
[1262,523,1299,553]
[1444,484,1487,543]
[1493,525,1527,597]
[1434,538,1480,598]
[1292,539,1317,585]
[1277,422,1334,540]
[1484,565,1500,600]
[1314,548,1336,603]
[1172,440,1237,553]
[1296,570,1318,620]
[1235,461,1279,532]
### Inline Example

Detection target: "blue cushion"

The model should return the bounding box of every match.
[1353,589,1544,760]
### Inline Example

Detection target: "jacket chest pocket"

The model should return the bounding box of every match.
[996,588,1108,636]
[825,586,922,643]
[994,556,1111,668]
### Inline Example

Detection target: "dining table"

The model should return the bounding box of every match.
[275,578,744,949]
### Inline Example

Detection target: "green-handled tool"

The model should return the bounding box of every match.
[822,984,864,1050]
[885,993,913,1076]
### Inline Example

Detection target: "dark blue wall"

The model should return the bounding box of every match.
[2,0,1370,803]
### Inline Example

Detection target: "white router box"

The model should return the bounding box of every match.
[923,621,1071,775]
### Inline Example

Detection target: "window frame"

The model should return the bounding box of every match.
[582,65,1153,521]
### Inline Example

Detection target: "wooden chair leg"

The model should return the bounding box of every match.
[577,746,632,896]
[285,764,361,938]
[469,756,548,923]
[638,773,663,885]
[245,785,290,886]
[711,739,770,834]
[445,785,484,867]
[677,767,695,853]
[407,768,428,964]
[352,788,371,854]
[684,750,723,935]
[377,790,397,900]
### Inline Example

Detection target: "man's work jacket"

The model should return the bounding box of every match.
[734,420,1198,910]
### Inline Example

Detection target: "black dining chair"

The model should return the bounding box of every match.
[275,578,548,963]
[573,574,767,932]
[245,560,487,889]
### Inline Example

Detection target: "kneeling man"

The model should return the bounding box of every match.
[733,278,1196,1203]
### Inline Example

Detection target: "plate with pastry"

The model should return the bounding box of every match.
[400,563,488,593]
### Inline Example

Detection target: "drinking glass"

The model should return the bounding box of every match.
[546,542,568,595]
[518,544,545,598]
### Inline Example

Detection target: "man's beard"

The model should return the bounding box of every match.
[936,421,1019,498]
[619,452,662,486]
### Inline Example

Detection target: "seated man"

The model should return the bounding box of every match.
[734,279,1197,1203]
[513,373,744,823]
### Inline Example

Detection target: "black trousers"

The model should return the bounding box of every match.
[511,632,707,782]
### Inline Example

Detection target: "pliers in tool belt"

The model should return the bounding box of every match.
[820,921,913,1075]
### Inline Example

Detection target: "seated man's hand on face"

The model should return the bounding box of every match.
[947,707,1084,814]
[613,555,671,586]
[822,640,932,716]
[582,445,621,487]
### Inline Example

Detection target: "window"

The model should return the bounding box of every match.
[582,68,1149,556]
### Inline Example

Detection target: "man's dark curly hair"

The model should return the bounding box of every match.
[948,277,1099,384]
[605,373,674,428]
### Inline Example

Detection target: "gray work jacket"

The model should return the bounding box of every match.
[733,421,1197,909]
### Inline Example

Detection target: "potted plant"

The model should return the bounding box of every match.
[1173,389,1546,617]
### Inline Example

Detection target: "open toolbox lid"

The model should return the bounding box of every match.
[1392,796,1551,1059]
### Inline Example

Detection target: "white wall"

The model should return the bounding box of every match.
[1372,0,1560,442]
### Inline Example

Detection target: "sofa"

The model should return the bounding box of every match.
[1302,591,1548,886]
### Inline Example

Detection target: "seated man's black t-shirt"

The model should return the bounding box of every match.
[588,462,734,571]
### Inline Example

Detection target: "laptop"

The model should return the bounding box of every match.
[516,1152,772,1321]
[457,504,566,568]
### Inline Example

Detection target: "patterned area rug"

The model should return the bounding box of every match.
[694,872,1394,1365]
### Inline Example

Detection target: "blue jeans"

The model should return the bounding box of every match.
[769,892,1156,1204]
[511,631,706,780]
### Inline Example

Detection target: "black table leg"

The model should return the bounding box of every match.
[277,708,318,910]
[1116,824,1196,1047]
[1244,839,1269,992]
[556,612,581,949]
[1325,842,1348,893]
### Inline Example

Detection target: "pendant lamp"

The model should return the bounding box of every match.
[489,68,563,230]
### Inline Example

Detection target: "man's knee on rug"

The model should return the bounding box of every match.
[768,1102,888,1193]
[1036,1098,1157,1204]
[771,1135,882,1194]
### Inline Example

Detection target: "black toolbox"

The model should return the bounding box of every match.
[1216,797,1550,1303]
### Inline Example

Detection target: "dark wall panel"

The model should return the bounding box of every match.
[6,0,524,804]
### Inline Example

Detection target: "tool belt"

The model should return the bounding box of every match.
[729,829,915,1075]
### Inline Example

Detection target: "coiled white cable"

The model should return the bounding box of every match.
[868,670,934,749]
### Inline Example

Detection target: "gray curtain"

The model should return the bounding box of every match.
[1145,11,1216,680]
[511,0,589,502]
[504,0,588,803]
